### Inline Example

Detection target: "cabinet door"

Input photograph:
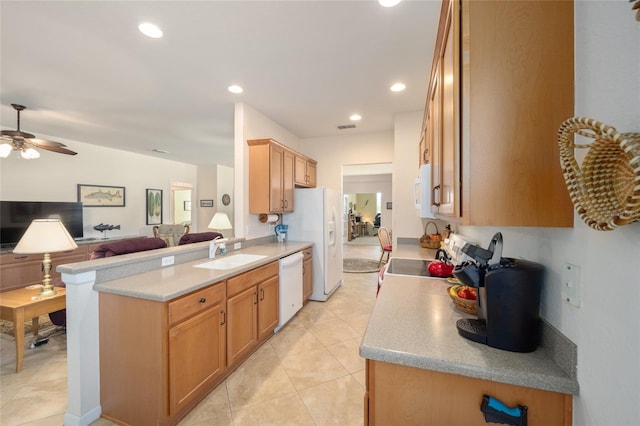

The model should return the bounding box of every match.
[430,58,443,211]
[282,149,295,212]
[258,275,279,341]
[269,144,284,212]
[227,286,258,367]
[439,0,460,217]
[169,305,225,414]
[303,257,313,302]
[294,156,308,186]
[307,161,317,187]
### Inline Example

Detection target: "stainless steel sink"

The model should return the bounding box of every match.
[384,257,446,278]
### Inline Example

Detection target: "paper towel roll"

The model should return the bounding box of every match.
[258,214,279,224]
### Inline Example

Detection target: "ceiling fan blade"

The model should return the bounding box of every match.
[1,129,35,139]
[28,138,68,148]
[34,143,78,156]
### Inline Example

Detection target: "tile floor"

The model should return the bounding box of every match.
[0,243,382,426]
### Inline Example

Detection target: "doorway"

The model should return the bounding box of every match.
[170,181,193,227]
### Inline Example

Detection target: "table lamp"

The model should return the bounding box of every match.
[208,212,232,236]
[13,219,78,298]
[207,212,232,258]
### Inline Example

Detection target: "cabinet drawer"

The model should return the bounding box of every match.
[227,261,279,297]
[168,282,225,326]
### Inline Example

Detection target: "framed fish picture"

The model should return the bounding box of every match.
[146,189,163,225]
[78,184,126,207]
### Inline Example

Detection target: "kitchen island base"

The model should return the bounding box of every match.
[365,360,572,426]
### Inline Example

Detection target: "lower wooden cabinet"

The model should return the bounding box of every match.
[365,360,572,426]
[168,285,226,414]
[302,248,313,303]
[226,261,279,369]
[100,282,227,426]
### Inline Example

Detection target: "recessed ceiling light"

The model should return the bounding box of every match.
[390,82,406,92]
[350,114,362,121]
[139,22,163,39]
[228,85,244,94]
[379,0,402,7]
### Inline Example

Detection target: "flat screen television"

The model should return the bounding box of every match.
[0,201,84,248]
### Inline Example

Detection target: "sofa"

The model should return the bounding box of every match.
[49,233,223,326]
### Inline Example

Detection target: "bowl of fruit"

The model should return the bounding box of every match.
[447,285,478,315]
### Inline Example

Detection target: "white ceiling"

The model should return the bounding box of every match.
[0,1,440,166]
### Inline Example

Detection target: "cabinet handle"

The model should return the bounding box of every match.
[432,185,441,207]
[254,291,258,305]
[220,310,226,325]
[260,288,265,301]
[14,255,28,260]
[199,298,206,304]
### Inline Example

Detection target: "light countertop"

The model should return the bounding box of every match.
[59,241,312,302]
[360,244,579,396]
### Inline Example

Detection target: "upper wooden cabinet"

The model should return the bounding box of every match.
[248,139,295,214]
[426,0,574,227]
[294,154,317,188]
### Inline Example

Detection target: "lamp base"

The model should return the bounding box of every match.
[37,285,58,299]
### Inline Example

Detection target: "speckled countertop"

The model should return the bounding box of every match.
[360,245,579,396]
[62,242,312,302]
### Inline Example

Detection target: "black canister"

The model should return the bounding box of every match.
[484,258,543,352]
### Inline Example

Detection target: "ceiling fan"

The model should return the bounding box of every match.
[0,103,77,159]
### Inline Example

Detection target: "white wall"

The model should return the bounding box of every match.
[0,137,197,240]
[459,3,640,425]
[234,102,301,239]
[300,131,394,193]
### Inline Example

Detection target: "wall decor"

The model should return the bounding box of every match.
[200,199,214,208]
[386,202,393,210]
[222,193,231,206]
[78,184,125,207]
[146,189,163,225]
[184,201,192,211]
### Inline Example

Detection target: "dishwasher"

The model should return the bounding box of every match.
[275,251,303,332]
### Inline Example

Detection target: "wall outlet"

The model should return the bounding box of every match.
[161,256,175,267]
[562,262,581,307]
[234,242,242,250]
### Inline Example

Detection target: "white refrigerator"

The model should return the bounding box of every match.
[284,187,343,301]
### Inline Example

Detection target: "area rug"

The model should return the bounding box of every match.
[343,258,381,273]
[0,315,54,338]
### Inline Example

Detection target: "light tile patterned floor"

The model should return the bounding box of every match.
[0,243,382,426]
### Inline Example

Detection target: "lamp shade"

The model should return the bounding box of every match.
[13,219,78,254]
[208,212,232,230]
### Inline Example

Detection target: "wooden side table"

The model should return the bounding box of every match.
[0,286,66,372]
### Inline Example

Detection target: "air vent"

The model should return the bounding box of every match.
[337,124,356,130]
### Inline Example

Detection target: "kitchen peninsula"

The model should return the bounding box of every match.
[56,239,311,426]
[360,250,579,426]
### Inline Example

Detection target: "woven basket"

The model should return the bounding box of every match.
[447,285,477,315]
[420,221,442,249]
[558,117,640,231]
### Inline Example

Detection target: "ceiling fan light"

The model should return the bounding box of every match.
[21,147,40,159]
[0,143,12,158]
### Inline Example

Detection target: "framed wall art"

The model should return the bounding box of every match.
[184,201,192,211]
[200,199,214,208]
[146,189,163,225]
[78,184,125,207]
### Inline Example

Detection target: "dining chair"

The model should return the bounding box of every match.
[377,227,392,267]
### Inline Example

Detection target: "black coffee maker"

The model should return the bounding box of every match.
[453,233,543,353]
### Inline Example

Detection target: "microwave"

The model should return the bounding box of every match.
[414,164,435,218]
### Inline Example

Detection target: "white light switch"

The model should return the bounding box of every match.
[562,263,581,307]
